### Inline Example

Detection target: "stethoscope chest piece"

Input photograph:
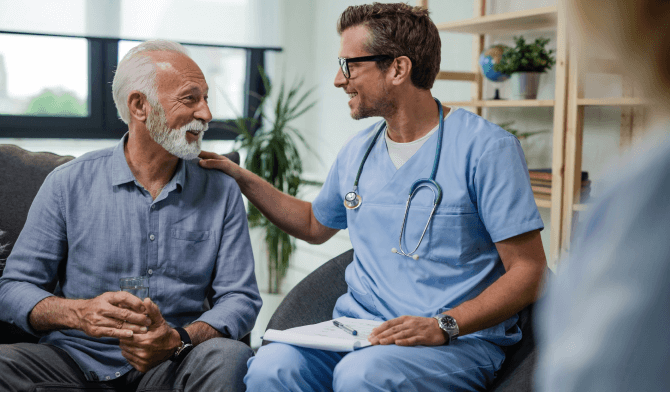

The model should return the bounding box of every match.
[344,191,362,210]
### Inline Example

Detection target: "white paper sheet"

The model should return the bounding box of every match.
[262,317,383,352]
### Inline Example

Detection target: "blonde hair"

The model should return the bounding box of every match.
[112,40,189,124]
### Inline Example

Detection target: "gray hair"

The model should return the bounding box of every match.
[112,40,189,124]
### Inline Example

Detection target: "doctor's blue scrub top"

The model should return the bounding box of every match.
[312,108,544,346]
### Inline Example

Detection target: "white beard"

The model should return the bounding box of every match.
[146,104,208,160]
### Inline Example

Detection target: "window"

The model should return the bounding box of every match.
[0,31,278,140]
[0,33,88,117]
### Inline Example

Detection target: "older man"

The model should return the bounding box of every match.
[0,40,261,391]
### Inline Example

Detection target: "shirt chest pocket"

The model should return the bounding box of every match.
[169,229,216,281]
[424,212,488,265]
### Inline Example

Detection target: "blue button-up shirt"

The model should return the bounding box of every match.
[0,134,262,381]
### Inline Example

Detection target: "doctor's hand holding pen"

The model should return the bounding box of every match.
[368,315,448,347]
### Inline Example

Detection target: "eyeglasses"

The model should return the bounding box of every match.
[338,55,394,79]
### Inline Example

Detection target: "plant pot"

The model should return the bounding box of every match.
[510,72,542,99]
[250,291,286,350]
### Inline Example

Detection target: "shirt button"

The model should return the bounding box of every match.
[149,234,155,241]
[147,269,153,275]
[151,205,155,210]
[115,372,121,377]
[105,376,111,380]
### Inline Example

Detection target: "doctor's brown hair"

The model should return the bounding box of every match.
[337,2,441,90]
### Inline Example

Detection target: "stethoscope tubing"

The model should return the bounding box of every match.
[344,97,446,259]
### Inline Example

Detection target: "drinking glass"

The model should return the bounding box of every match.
[119,276,149,300]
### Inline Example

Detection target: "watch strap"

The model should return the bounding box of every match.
[175,327,192,346]
[172,327,193,361]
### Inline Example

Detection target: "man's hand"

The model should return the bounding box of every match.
[119,298,181,373]
[73,292,151,339]
[198,150,241,179]
[368,315,446,347]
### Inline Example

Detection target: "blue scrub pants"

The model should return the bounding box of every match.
[244,336,505,391]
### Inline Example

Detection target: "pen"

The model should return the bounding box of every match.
[333,320,358,336]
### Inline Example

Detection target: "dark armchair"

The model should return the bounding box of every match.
[264,249,540,392]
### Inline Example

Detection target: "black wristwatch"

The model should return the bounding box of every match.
[172,327,194,361]
[432,314,460,345]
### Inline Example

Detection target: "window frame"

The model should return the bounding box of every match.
[0,30,280,140]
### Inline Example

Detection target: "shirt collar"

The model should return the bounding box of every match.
[111,132,186,194]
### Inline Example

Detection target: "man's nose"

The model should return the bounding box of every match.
[195,98,213,124]
[334,68,347,88]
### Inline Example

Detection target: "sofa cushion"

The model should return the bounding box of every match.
[0,144,74,263]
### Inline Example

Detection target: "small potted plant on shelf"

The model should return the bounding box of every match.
[493,36,556,99]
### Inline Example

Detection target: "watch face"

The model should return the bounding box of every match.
[443,316,457,329]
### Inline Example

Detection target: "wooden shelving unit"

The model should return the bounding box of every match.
[422,0,569,264]
[434,6,557,35]
[560,43,650,254]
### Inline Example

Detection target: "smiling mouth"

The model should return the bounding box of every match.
[348,92,358,100]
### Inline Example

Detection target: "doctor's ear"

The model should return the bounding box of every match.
[127,91,150,123]
[388,56,413,86]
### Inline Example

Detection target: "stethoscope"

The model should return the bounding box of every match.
[343,97,444,260]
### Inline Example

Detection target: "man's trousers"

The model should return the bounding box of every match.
[0,338,252,391]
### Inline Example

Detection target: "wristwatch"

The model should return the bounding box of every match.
[432,314,459,345]
[172,327,194,361]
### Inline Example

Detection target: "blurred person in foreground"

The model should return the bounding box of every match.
[535,0,670,390]
[0,40,261,391]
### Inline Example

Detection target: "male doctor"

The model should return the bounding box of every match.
[200,3,547,391]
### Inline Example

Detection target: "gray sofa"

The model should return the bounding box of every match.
[265,249,541,392]
[0,144,244,345]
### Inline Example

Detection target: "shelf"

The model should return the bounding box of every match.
[534,196,552,209]
[442,99,555,108]
[436,6,557,35]
[436,71,479,82]
[577,97,649,107]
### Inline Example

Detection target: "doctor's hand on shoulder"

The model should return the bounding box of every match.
[198,151,242,180]
[368,315,447,346]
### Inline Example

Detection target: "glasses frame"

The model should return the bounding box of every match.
[338,55,394,79]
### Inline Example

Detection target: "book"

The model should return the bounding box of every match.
[262,317,383,352]
[530,179,592,188]
[531,185,552,194]
[529,169,589,182]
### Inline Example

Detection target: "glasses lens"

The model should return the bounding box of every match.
[339,58,349,78]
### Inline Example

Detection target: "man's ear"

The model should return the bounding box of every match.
[127,90,150,123]
[388,56,413,86]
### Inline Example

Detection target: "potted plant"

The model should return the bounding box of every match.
[226,68,317,295]
[493,36,556,99]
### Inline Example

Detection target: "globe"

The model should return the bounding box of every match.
[479,44,510,82]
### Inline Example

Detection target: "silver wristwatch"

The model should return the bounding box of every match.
[432,314,459,345]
